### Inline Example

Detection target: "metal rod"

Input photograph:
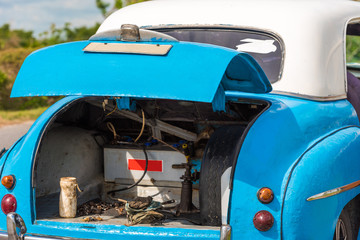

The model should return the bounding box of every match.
[116,110,197,141]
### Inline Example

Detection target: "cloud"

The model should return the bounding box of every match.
[0,0,112,35]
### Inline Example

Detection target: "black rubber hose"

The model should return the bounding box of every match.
[107,145,148,194]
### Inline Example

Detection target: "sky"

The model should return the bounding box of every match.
[0,0,113,36]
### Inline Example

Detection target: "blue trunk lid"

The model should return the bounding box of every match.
[11,41,271,102]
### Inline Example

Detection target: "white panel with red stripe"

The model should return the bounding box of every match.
[104,146,187,185]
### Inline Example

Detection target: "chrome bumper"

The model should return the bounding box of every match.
[5,213,228,240]
[0,231,78,240]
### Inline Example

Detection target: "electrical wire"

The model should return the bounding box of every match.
[107,122,117,140]
[106,100,118,117]
[151,135,184,154]
[105,109,148,194]
[134,110,145,143]
[107,145,149,194]
[107,107,145,142]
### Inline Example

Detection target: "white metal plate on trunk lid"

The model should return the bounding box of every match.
[83,42,173,55]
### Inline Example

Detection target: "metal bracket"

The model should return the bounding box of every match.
[220,224,232,240]
[116,97,136,111]
[116,110,197,141]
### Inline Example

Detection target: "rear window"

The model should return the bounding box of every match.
[153,28,284,83]
[347,22,360,78]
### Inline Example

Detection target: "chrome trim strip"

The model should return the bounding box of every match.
[270,91,347,101]
[307,179,360,201]
[0,231,84,240]
[2,212,85,240]
[25,234,83,240]
[0,232,8,240]
[221,167,232,225]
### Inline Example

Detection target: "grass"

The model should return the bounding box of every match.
[0,107,48,126]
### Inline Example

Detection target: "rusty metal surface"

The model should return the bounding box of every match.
[77,200,124,217]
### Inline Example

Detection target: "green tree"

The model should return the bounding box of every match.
[0,70,9,109]
[115,0,123,9]
[63,23,101,42]
[347,36,360,63]
[95,0,148,17]
[0,24,37,49]
[96,0,111,17]
[0,24,10,49]
[12,29,36,48]
[125,0,148,6]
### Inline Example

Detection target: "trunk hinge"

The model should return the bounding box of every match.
[116,97,136,111]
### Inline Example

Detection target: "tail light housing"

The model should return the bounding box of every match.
[1,194,17,214]
[1,175,15,189]
[253,210,274,231]
[257,187,274,204]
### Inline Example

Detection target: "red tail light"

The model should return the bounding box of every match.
[1,194,17,214]
[253,210,274,231]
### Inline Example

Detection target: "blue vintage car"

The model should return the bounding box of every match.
[1,1,360,239]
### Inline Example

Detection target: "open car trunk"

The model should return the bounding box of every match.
[33,97,268,231]
[10,34,272,237]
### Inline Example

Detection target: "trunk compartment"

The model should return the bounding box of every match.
[33,97,267,234]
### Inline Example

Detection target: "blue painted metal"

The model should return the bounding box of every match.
[222,52,271,93]
[10,41,271,102]
[282,127,360,239]
[116,97,136,111]
[0,136,24,177]
[212,85,226,112]
[31,220,220,240]
[225,91,360,239]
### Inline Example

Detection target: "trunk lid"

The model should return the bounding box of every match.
[11,40,271,103]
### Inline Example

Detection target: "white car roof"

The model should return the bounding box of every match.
[97,0,360,100]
